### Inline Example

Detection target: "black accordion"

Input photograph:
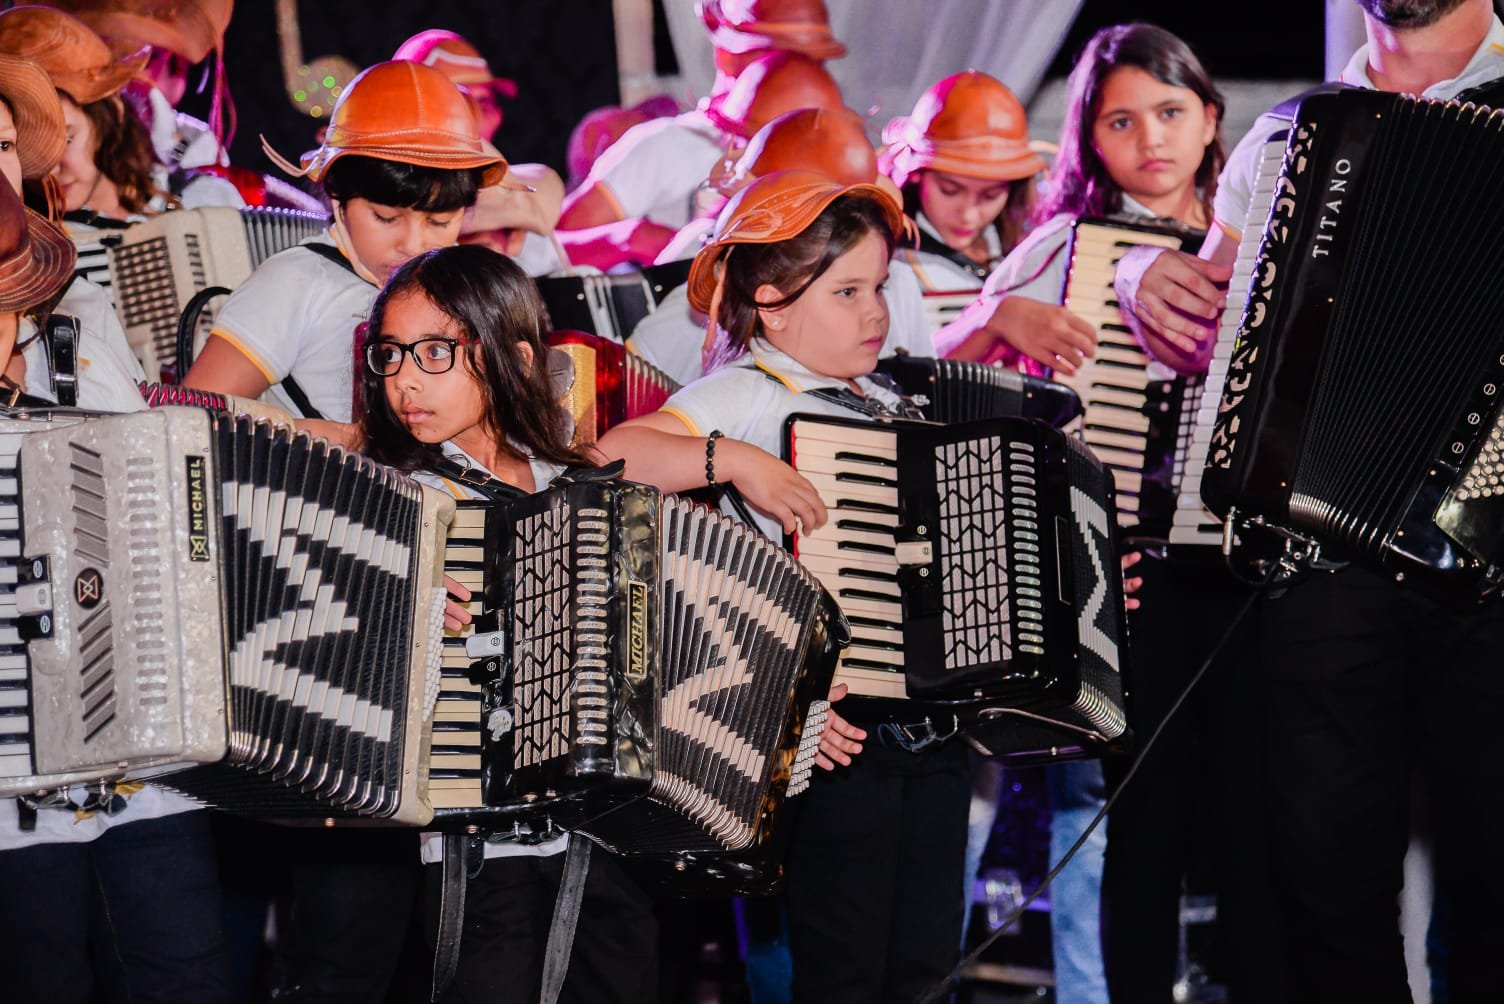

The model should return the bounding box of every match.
[534,259,693,344]
[783,413,1129,762]
[1057,217,1205,539]
[107,206,329,381]
[874,353,1083,428]
[547,330,680,448]
[1199,88,1504,603]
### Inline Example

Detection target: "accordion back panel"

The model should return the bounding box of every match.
[1057,219,1203,537]
[0,410,452,824]
[1200,90,1504,597]
[108,207,329,380]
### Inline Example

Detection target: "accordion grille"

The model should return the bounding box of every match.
[508,502,578,769]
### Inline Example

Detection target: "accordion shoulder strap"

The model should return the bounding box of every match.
[428,458,529,501]
[29,311,81,408]
[1266,81,1355,123]
[429,832,485,1002]
[539,834,592,1004]
[296,239,358,276]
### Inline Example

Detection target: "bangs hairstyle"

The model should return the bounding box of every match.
[1035,22,1226,225]
[73,94,171,215]
[708,191,897,369]
[901,173,1035,261]
[322,155,487,213]
[356,244,591,473]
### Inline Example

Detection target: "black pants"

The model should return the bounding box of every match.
[0,809,228,1004]
[1102,552,1287,1003]
[423,842,658,1004]
[1258,566,1504,1003]
[269,828,422,1003]
[785,726,970,1004]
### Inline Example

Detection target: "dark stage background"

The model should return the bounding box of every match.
[205,0,621,183]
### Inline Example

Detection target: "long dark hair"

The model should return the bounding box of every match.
[357,245,590,473]
[901,173,1035,261]
[72,93,170,215]
[708,191,896,369]
[1035,23,1225,224]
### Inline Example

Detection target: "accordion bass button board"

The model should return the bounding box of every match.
[784,412,1130,762]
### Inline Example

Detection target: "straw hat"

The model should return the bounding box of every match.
[0,6,148,106]
[261,60,507,187]
[0,174,77,312]
[880,71,1046,188]
[0,54,68,179]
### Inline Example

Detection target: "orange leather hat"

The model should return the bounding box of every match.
[42,0,232,64]
[392,29,518,99]
[261,60,508,187]
[687,168,904,318]
[880,70,1045,188]
[0,7,148,106]
[0,173,77,312]
[704,50,848,141]
[0,53,67,179]
[710,106,876,197]
[701,0,846,59]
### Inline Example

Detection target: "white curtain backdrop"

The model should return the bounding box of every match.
[662,0,1085,140]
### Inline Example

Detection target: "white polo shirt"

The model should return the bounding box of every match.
[657,340,909,541]
[20,277,148,413]
[1213,15,1504,240]
[577,111,726,231]
[209,231,374,421]
[411,441,572,863]
[627,258,937,388]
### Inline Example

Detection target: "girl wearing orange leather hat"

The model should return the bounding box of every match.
[184,60,506,431]
[881,70,1047,291]
[598,170,973,1001]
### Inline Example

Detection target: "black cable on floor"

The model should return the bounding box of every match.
[916,588,1261,1004]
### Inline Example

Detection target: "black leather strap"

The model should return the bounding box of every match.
[538,833,592,1004]
[430,831,486,1002]
[44,313,79,407]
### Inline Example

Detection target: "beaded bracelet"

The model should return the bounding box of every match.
[705,430,724,486]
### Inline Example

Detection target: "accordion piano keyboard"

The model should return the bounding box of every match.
[1170,137,1289,548]
[0,432,27,778]
[789,420,907,700]
[431,504,488,809]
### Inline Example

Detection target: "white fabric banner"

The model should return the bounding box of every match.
[662,0,1085,138]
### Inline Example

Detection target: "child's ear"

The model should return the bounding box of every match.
[516,340,535,368]
[754,283,789,333]
[1200,101,1219,147]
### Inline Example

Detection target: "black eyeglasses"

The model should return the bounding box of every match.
[364,337,471,376]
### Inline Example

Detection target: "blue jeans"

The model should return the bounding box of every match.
[960,757,1107,1004]
[1047,759,1108,1004]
